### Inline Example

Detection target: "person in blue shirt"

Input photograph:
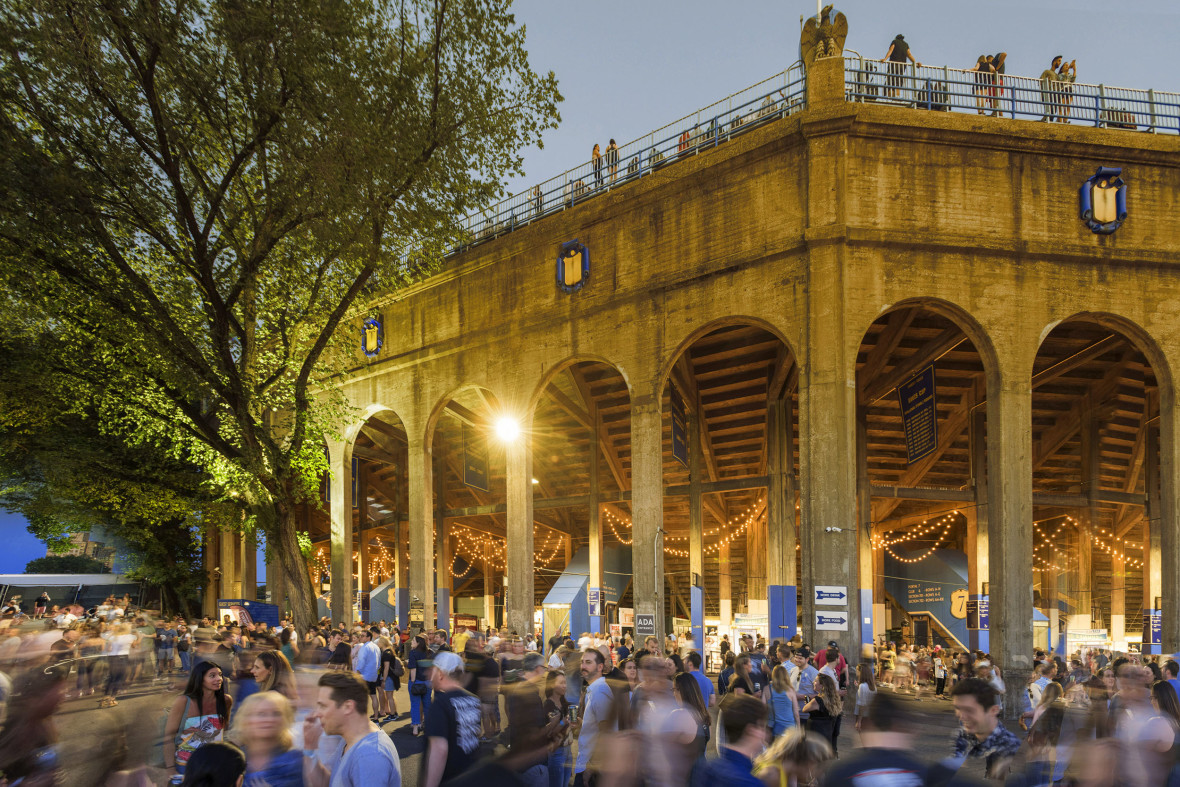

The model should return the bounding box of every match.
[685,651,715,708]
[1164,659,1180,700]
[702,693,767,786]
[353,629,382,721]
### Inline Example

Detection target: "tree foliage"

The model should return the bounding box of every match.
[0,0,560,629]
[25,554,111,574]
[0,330,235,615]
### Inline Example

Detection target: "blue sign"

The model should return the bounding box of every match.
[462,425,489,492]
[362,316,383,357]
[1078,166,1127,235]
[1144,610,1162,646]
[883,546,969,649]
[898,366,938,463]
[815,612,848,630]
[816,590,846,601]
[588,587,603,617]
[556,239,590,293]
[670,386,688,467]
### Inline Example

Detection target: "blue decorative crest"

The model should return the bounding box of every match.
[1079,166,1127,235]
[556,239,590,293]
[362,316,383,357]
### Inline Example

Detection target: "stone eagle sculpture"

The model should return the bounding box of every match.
[800,5,848,63]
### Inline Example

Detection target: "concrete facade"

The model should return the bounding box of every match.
[319,55,1180,711]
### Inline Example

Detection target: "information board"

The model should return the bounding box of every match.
[635,613,656,637]
[899,365,938,463]
[670,386,688,467]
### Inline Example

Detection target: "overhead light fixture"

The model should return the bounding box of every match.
[531,478,539,485]
[494,415,521,443]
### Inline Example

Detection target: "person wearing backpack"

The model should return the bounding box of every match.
[377,635,403,723]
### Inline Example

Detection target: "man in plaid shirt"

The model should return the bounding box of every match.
[947,677,1022,780]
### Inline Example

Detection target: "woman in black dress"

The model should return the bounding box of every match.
[802,673,843,755]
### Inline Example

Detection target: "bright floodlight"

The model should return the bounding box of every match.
[494,415,522,443]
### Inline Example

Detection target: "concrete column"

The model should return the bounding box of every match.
[1076,408,1100,630]
[483,557,496,629]
[433,450,450,629]
[689,409,705,649]
[746,510,768,616]
[397,519,409,588]
[407,436,435,635]
[1111,552,1126,648]
[798,256,861,659]
[203,526,220,618]
[968,405,991,652]
[1046,567,1060,654]
[631,395,666,645]
[328,440,354,626]
[243,531,258,601]
[986,375,1035,716]
[505,433,535,637]
[765,396,798,642]
[1158,392,1180,654]
[219,530,238,599]
[358,463,370,596]
[1144,426,1163,654]
[589,417,604,633]
[719,541,732,638]
[855,407,874,648]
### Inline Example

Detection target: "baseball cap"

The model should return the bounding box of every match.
[827,640,839,649]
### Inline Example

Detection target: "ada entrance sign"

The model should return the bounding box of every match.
[814,610,849,631]
[814,585,847,605]
[635,613,657,637]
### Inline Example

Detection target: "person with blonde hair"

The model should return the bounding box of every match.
[767,665,800,737]
[231,690,328,786]
[753,728,834,787]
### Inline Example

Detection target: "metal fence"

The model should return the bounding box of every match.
[444,63,806,254]
[844,53,1180,133]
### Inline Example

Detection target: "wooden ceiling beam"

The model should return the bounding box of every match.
[872,393,972,523]
[1032,334,1124,389]
[859,308,916,388]
[861,326,966,406]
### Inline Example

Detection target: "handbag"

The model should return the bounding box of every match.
[410,681,429,696]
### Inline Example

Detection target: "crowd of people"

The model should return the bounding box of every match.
[3,596,1180,786]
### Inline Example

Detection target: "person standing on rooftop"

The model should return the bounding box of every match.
[883,34,920,98]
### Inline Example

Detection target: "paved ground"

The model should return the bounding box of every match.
[51,675,1002,784]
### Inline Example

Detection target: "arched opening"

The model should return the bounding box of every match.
[855,303,993,655]
[528,360,632,648]
[1031,318,1160,653]
[660,321,797,664]
[426,387,509,634]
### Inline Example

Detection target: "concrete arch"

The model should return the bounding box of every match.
[851,296,1003,389]
[1036,311,1175,397]
[656,314,799,392]
[423,383,510,445]
[342,403,408,446]
[526,354,635,415]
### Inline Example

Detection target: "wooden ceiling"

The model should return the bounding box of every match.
[302,312,1157,620]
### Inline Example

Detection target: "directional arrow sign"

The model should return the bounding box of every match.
[814,610,849,631]
[814,585,848,606]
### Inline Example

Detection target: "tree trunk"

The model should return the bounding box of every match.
[266,499,318,634]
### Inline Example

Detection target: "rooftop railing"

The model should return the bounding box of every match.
[445,62,806,254]
[843,52,1180,133]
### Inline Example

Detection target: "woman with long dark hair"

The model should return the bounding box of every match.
[164,659,234,778]
[407,634,433,736]
[802,673,843,755]
[179,741,246,787]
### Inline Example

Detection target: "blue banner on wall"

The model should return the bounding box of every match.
[670,386,688,467]
[898,366,938,463]
[463,425,489,492]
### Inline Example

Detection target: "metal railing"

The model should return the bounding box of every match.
[844,53,1180,133]
[442,63,806,255]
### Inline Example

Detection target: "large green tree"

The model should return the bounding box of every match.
[25,555,110,574]
[0,0,559,631]
[0,330,237,617]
